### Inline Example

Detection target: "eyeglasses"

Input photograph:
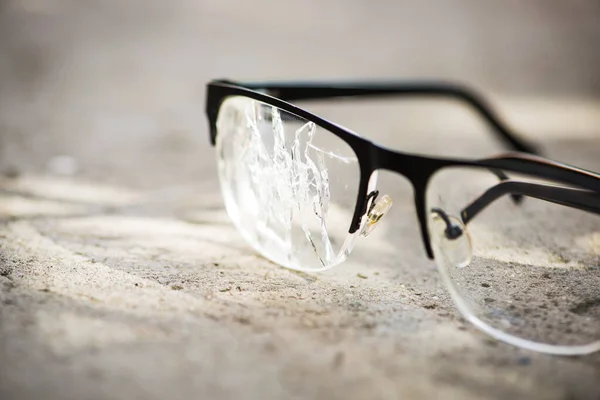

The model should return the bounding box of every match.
[205,79,600,355]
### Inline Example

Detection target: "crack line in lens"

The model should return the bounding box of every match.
[239,100,337,266]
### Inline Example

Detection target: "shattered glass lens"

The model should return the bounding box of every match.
[216,96,362,271]
[427,167,600,351]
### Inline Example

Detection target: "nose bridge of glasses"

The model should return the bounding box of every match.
[369,148,443,260]
[353,165,442,266]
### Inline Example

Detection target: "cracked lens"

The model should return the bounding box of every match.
[216,97,362,271]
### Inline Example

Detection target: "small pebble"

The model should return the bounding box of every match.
[517,356,531,366]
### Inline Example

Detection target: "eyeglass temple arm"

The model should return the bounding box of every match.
[236,80,538,154]
[490,169,522,203]
[483,154,600,192]
[461,180,600,225]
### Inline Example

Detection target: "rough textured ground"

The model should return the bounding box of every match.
[1,1,600,399]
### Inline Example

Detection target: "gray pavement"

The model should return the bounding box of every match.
[1,1,600,399]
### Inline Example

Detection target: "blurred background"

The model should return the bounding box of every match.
[1,0,599,192]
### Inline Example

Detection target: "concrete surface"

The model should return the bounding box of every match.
[1,1,600,399]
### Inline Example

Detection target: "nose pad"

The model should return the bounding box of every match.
[360,193,393,237]
[430,208,472,268]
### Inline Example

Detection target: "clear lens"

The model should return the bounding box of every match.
[427,167,600,353]
[215,96,363,271]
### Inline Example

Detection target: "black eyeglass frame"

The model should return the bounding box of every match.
[205,79,600,260]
